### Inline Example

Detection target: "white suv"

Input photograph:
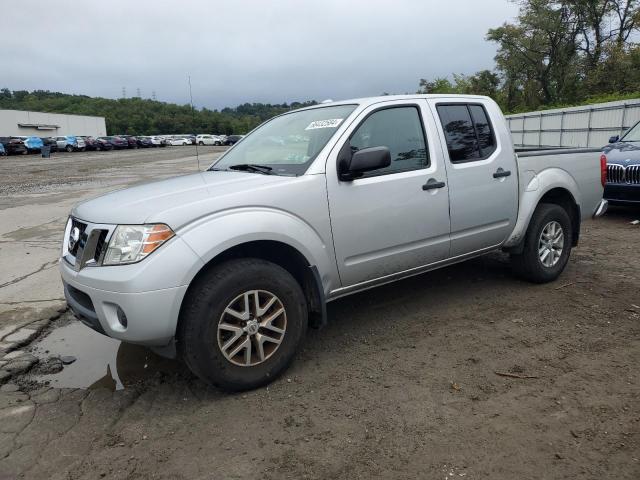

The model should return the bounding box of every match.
[196,134,223,146]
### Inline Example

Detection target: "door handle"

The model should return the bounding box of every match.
[493,168,511,178]
[422,179,446,191]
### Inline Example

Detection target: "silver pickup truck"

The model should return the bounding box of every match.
[60,94,607,390]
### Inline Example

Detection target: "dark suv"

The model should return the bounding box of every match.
[224,135,244,145]
[603,121,640,206]
[0,137,27,155]
[98,136,128,149]
[120,135,139,149]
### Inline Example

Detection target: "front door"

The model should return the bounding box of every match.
[326,101,451,288]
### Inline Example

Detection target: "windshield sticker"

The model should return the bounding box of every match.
[305,118,344,130]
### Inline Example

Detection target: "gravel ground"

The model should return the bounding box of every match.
[0,147,639,479]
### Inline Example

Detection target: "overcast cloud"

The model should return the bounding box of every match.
[3,0,518,109]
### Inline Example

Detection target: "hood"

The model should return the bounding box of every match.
[72,171,291,226]
[602,141,640,165]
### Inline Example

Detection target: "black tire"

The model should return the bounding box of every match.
[510,203,573,283]
[179,258,308,391]
[65,145,73,153]
[198,141,204,146]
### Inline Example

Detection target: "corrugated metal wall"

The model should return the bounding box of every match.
[505,99,640,148]
[0,110,106,137]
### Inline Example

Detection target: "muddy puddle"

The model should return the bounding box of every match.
[26,320,183,390]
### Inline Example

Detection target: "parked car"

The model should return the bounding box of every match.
[40,137,59,153]
[80,136,101,151]
[60,94,607,391]
[168,136,191,146]
[148,136,167,147]
[136,136,154,148]
[603,120,640,205]
[55,136,86,152]
[20,136,44,153]
[94,137,114,151]
[0,137,27,155]
[224,135,244,145]
[195,134,218,146]
[119,135,139,149]
[98,136,128,149]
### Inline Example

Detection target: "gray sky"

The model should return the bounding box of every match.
[3,0,518,109]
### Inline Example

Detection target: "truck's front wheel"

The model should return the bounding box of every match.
[179,258,308,391]
[510,203,572,283]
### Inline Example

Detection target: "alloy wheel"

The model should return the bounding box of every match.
[538,221,564,267]
[217,290,287,366]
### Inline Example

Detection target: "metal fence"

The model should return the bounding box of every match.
[506,99,640,148]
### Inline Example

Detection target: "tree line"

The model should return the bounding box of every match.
[417,0,640,113]
[0,88,316,136]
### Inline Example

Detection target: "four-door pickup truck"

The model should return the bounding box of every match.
[60,94,608,390]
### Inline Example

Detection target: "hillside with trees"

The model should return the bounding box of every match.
[418,0,640,113]
[0,88,316,136]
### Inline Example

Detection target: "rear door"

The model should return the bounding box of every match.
[429,99,518,256]
[326,100,451,287]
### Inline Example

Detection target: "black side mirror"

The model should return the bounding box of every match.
[338,146,391,181]
[609,135,620,144]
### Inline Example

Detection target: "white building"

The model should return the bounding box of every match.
[0,109,106,137]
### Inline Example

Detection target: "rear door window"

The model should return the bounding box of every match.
[436,104,497,162]
[468,105,496,157]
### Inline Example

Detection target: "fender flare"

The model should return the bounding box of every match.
[504,167,581,249]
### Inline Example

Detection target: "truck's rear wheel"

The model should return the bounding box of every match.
[179,258,308,391]
[510,203,572,283]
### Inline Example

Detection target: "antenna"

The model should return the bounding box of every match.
[188,75,200,170]
[121,86,126,98]
[152,90,157,101]
[136,87,141,98]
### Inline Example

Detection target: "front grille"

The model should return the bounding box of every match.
[93,230,109,262]
[65,218,112,270]
[606,164,640,184]
[66,283,95,312]
[70,219,87,256]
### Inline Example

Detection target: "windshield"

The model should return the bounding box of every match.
[621,121,640,142]
[211,104,357,176]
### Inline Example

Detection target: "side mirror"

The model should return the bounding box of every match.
[609,135,620,144]
[338,146,391,181]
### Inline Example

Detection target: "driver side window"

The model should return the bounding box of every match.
[350,106,429,177]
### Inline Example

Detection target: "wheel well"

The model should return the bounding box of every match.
[181,240,325,329]
[539,188,580,246]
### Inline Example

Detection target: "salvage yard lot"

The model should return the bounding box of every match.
[0,147,639,479]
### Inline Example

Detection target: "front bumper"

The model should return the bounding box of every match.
[61,261,188,346]
[604,184,640,205]
[59,233,204,347]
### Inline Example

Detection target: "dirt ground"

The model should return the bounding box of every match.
[0,147,638,479]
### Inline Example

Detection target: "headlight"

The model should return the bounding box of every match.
[103,224,174,265]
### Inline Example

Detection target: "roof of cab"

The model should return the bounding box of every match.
[293,94,494,113]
